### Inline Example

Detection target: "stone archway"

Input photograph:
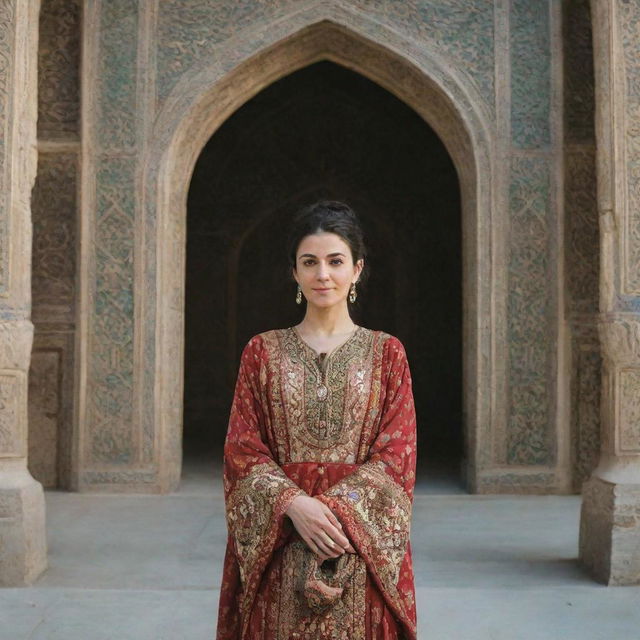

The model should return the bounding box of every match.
[183,60,464,482]
[145,18,497,492]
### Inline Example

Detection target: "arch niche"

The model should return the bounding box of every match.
[146,19,496,492]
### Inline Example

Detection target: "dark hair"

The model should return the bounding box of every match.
[287,200,368,285]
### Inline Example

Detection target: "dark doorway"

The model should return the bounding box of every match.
[183,61,463,491]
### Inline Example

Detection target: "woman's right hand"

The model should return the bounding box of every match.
[285,495,356,562]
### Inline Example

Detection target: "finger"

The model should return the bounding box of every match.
[305,534,333,559]
[321,523,350,550]
[305,536,323,557]
[320,531,345,556]
[321,504,343,529]
[314,536,341,558]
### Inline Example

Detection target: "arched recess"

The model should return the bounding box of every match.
[145,18,497,492]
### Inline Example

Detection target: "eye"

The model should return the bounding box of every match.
[330,258,343,265]
[302,259,315,266]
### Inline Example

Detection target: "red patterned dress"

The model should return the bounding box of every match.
[216,325,417,640]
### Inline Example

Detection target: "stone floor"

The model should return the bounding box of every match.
[1,452,639,639]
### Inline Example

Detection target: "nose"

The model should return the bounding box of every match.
[316,261,330,280]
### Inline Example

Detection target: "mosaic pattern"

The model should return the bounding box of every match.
[97,0,138,151]
[156,0,495,106]
[618,0,640,295]
[38,0,80,139]
[507,155,552,465]
[510,0,551,149]
[0,0,14,294]
[89,157,136,464]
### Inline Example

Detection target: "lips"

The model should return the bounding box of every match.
[313,288,333,292]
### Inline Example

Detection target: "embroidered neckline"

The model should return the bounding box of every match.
[289,324,361,362]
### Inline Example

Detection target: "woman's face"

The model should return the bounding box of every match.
[293,232,364,309]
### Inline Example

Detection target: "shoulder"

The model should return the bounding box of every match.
[239,328,283,360]
[358,327,409,369]
[363,327,407,357]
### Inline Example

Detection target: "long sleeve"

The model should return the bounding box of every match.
[217,335,307,640]
[315,335,418,639]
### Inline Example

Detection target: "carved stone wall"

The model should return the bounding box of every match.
[563,0,600,492]
[30,0,81,489]
[60,0,599,493]
[0,0,47,586]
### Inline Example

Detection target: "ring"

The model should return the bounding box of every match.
[321,532,336,548]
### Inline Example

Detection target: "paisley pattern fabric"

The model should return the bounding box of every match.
[216,326,418,640]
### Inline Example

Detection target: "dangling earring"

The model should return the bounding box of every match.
[349,282,357,303]
[296,284,303,305]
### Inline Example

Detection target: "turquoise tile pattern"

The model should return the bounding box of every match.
[510,0,551,149]
[507,156,552,464]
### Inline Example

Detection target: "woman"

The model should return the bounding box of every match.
[216,201,417,639]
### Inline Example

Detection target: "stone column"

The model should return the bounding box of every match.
[0,0,47,585]
[579,0,640,585]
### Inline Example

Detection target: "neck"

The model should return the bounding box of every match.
[299,303,355,336]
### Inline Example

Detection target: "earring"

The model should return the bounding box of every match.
[296,284,303,305]
[349,282,357,303]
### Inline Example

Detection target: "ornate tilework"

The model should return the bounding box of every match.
[507,155,552,464]
[510,0,551,149]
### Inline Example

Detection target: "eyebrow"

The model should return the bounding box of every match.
[298,252,346,258]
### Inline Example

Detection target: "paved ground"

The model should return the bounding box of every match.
[1,453,639,639]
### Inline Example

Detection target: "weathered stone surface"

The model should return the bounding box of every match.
[0,0,47,586]
[0,467,47,587]
[580,476,640,585]
[578,0,640,585]
[27,349,59,487]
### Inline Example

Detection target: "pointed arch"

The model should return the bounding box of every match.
[143,15,498,491]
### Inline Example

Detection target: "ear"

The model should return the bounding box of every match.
[292,266,299,285]
[354,258,364,281]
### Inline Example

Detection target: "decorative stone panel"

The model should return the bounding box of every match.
[618,0,640,295]
[565,149,598,313]
[88,157,136,466]
[96,0,138,152]
[38,0,81,140]
[27,349,60,487]
[570,323,601,491]
[619,368,640,453]
[510,0,551,149]
[31,153,77,317]
[507,155,553,465]
[0,0,15,295]
[0,372,25,457]
[156,0,496,107]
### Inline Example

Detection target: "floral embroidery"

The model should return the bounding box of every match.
[322,460,412,587]
[278,540,367,639]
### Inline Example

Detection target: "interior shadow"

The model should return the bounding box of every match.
[182,60,463,492]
